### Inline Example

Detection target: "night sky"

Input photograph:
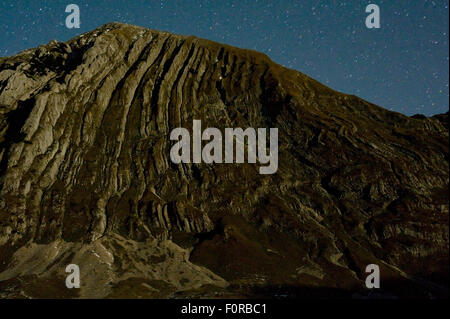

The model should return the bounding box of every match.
[0,0,448,116]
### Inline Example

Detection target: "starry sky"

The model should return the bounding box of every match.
[0,0,448,116]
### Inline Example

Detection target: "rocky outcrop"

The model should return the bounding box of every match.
[0,23,448,298]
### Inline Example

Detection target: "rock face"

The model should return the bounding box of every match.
[0,23,448,298]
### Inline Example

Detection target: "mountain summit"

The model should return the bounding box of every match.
[0,23,448,298]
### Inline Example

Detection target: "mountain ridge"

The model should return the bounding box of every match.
[0,22,448,298]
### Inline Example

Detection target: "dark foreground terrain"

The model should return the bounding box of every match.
[0,23,448,298]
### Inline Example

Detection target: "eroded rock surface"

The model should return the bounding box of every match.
[0,23,448,298]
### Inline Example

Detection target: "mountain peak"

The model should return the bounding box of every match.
[0,23,448,298]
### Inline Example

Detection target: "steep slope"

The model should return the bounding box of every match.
[0,23,448,298]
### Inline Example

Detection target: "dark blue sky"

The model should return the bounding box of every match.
[0,0,448,116]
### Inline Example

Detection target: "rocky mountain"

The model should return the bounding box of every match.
[0,23,448,298]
